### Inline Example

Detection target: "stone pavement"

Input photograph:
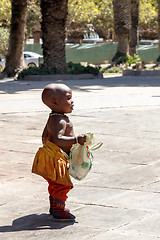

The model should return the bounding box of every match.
[0,75,160,239]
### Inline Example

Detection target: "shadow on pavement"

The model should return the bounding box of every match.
[0,213,75,232]
[1,76,160,94]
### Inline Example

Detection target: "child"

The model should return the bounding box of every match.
[32,83,86,220]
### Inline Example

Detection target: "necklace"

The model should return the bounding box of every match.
[49,112,67,117]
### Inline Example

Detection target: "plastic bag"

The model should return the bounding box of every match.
[68,133,102,181]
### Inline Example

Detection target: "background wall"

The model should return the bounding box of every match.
[24,43,159,65]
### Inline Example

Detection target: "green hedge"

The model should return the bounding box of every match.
[17,62,100,79]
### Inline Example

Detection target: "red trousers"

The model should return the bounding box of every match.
[45,177,71,202]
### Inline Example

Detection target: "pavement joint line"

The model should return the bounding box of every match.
[0,149,35,154]
[1,104,160,116]
[133,185,160,191]
[132,189,160,194]
[0,174,6,177]
[143,159,160,167]
[1,110,49,115]
[122,164,157,171]
[112,231,160,239]
[76,184,160,195]
[108,150,131,154]
[81,186,142,192]
[134,180,160,190]
[1,104,160,115]
[76,105,160,111]
[108,212,155,231]
[85,230,160,240]
[131,163,148,165]
[70,114,98,118]
[79,183,160,193]
[93,132,160,140]
[73,202,129,210]
[85,214,156,239]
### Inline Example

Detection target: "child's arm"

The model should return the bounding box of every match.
[48,117,86,147]
[42,124,48,144]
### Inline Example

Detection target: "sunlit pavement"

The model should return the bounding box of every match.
[0,75,160,239]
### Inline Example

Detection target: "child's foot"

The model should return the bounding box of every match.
[49,207,70,214]
[49,196,70,214]
[52,209,75,220]
[50,198,75,220]
[50,208,70,214]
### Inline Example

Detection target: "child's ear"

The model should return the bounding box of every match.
[52,97,58,105]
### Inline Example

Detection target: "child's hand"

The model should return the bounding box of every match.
[77,134,86,145]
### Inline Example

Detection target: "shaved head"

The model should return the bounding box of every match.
[42,83,71,109]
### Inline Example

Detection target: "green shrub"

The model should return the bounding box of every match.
[100,66,123,74]
[17,62,100,79]
[0,66,3,73]
[112,52,128,64]
[112,52,142,67]
[126,54,142,66]
[17,66,56,79]
[67,62,99,75]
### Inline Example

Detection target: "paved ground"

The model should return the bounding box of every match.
[0,75,160,239]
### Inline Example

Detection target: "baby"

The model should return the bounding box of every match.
[32,83,86,220]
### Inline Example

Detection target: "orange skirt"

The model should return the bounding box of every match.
[32,141,73,187]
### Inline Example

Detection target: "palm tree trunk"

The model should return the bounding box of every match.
[41,0,68,72]
[112,0,131,62]
[4,0,27,77]
[157,0,160,62]
[129,0,139,56]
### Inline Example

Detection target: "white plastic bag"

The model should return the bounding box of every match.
[68,133,102,181]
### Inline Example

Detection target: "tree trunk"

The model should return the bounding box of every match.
[112,0,131,62]
[41,0,68,72]
[3,0,27,77]
[33,31,41,44]
[117,35,129,54]
[157,0,160,62]
[129,0,139,56]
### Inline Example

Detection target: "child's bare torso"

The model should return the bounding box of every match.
[47,115,75,154]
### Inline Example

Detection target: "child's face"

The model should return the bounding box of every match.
[57,88,74,114]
